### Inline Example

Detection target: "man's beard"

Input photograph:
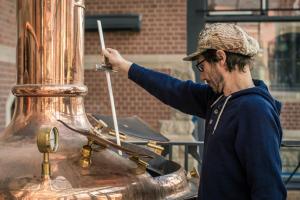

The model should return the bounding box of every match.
[210,72,224,93]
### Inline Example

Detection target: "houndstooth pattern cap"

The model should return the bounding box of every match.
[183,23,259,61]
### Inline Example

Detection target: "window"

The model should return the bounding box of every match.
[207,0,261,11]
[201,0,300,91]
[236,22,300,91]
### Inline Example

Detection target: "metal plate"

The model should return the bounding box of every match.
[93,114,169,142]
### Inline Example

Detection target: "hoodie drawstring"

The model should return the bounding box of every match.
[212,95,232,135]
[210,95,223,108]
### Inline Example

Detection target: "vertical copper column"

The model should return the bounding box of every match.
[3,0,90,139]
[16,0,85,85]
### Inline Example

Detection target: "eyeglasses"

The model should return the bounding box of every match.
[195,59,206,72]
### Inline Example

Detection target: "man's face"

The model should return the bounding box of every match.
[197,56,224,93]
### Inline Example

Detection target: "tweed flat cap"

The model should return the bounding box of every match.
[183,23,260,61]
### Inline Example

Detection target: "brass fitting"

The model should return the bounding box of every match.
[189,167,199,178]
[37,127,59,153]
[129,155,149,175]
[41,153,51,180]
[108,130,126,140]
[94,119,107,131]
[147,141,164,155]
[80,144,92,168]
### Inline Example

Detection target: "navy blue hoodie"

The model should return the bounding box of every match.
[128,63,287,200]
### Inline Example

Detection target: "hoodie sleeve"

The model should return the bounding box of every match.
[128,63,213,117]
[235,97,286,200]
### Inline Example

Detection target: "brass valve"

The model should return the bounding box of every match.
[94,119,108,130]
[147,141,164,155]
[129,155,149,175]
[189,167,199,178]
[80,143,93,168]
[108,130,126,140]
[88,114,126,141]
[94,119,126,141]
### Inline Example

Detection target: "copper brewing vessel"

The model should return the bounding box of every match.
[0,0,197,199]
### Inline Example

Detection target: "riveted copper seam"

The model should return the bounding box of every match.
[12,84,88,97]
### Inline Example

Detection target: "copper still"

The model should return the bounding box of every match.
[0,0,197,199]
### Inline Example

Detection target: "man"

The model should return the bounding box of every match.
[103,23,287,200]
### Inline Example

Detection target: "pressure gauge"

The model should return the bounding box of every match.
[37,127,59,153]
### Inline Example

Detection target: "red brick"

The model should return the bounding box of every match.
[85,0,186,55]
[84,68,172,130]
[280,102,300,130]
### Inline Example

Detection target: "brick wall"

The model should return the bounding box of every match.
[281,102,300,130]
[85,0,186,54]
[0,0,16,132]
[0,0,16,46]
[84,0,186,131]
[84,69,172,130]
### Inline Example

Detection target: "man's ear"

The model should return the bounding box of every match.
[216,50,227,68]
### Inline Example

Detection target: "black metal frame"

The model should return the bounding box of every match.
[187,0,207,170]
[85,14,142,31]
[205,16,300,23]
[281,140,300,189]
[204,0,300,13]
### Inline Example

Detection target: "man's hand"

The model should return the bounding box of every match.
[102,48,132,73]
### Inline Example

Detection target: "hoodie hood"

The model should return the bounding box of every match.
[230,79,281,115]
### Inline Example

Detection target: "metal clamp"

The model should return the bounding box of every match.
[96,63,117,72]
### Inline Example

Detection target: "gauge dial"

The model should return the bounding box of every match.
[37,127,59,153]
[49,128,58,152]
